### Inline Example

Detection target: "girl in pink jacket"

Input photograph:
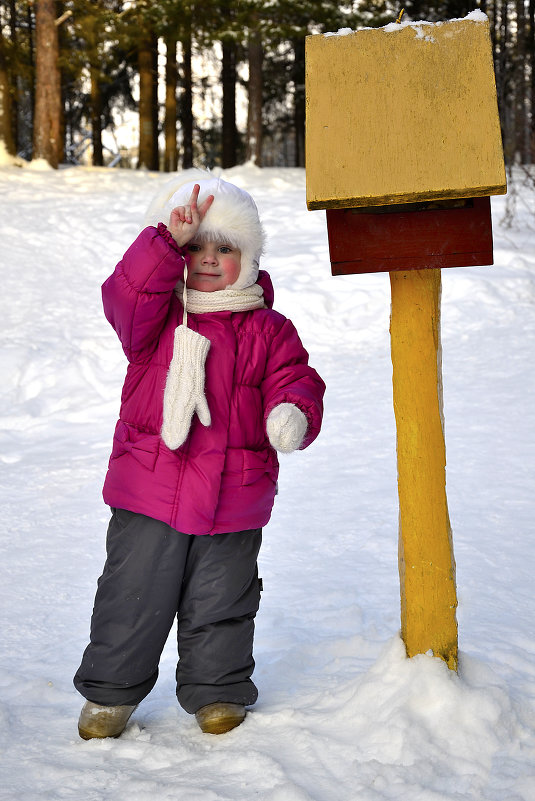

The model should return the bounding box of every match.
[74,171,325,739]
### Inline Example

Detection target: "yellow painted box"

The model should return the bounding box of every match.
[305,13,507,210]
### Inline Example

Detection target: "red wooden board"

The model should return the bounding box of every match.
[326,197,493,275]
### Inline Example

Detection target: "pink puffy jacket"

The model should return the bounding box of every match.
[101,225,325,536]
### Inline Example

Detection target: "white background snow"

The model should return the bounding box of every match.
[0,160,534,800]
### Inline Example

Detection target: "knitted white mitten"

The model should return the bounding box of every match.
[161,325,211,450]
[266,403,308,453]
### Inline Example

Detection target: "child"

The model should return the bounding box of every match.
[74,170,325,738]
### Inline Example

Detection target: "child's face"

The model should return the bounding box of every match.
[185,241,241,292]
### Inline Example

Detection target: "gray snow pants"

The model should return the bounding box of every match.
[73,508,262,714]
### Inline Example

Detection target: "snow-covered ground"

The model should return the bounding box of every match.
[0,161,534,800]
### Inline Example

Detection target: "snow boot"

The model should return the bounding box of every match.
[195,702,246,735]
[78,701,138,740]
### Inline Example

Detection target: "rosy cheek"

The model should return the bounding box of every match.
[231,261,241,282]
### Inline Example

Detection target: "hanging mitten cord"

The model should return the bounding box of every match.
[161,267,265,450]
[161,264,212,450]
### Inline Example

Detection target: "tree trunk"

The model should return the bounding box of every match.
[515,0,528,162]
[164,34,178,172]
[246,31,263,166]
[9,0,18,153]
[27,0,35,150]
[151,34,159,170]
[84,5,102,167]
[221,38,237,168]
[33,0,61,167]
[90,67,103,166]
[529,0,535,161]
[498,0,513,162]
[0,32,15,155]
[292,37,305,168]
[55,0,67,165]
[180,27,193,169]
[138,34,155,169]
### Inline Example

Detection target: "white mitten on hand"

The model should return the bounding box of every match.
[161,325,211,450]
[266,403,308,453]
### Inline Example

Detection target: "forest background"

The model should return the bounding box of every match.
[0,0,532,174]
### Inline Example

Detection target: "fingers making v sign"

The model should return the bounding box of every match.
[168,184,215,247]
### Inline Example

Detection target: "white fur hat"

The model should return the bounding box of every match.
[144,169,266,290]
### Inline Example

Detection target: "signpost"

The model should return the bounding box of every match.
[305,12,506,670]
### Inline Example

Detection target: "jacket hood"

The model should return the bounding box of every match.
[257,270,274,309]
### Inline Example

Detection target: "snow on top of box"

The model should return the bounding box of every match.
[323,9,488,39]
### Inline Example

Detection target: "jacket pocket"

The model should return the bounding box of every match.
[110,421,160,472]
[225,447,279,487]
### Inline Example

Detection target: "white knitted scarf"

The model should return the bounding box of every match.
[160,275,266,450]
[174,280,265,321]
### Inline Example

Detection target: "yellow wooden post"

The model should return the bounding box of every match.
[390,269,458,668]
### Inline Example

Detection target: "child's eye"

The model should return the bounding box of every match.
[218,246,232,254]
[187,244,201,252]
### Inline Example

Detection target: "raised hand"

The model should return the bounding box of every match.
[168,184,214,247]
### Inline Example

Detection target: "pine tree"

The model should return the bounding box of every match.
[33,0,61,167]
[246,22,263,165]
[265,0,366,166]
[0,26,15,155]
[155,0,194,171]
[180,8,194,169]
[56,1,135,166]
[137,28,158,169]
